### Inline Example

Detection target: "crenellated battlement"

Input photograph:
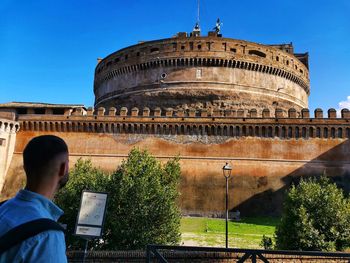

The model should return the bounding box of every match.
[14,107,350,140]
[19,106,350,119]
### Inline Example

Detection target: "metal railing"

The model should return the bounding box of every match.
[146,245,350,263]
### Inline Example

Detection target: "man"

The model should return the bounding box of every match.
[0,135,69,262]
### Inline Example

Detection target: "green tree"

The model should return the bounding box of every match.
[275,176,350,251]
[55,159,109,249]
[55,149,181,250]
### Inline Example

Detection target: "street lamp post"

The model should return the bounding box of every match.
[223,162,232,248]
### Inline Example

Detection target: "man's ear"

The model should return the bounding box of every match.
[58,161,67,178]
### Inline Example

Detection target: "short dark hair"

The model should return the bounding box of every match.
[23,135,68,180]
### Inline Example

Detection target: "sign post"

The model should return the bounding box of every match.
[74,191,108,262]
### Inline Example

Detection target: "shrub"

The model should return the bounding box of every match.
[55,149,181,250]
[275,176,350,251]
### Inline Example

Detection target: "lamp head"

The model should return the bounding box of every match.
[222,162,232,178]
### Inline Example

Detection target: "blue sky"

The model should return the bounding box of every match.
[1,0,350,112]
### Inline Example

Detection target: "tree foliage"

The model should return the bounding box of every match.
[275,176,350,251]
[55,149,181,250]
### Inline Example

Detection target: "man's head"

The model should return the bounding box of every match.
[23,135,69,194]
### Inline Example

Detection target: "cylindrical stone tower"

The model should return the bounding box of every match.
[94,31,310,114]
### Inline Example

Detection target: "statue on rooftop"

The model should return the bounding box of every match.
[213,18,222,33]
[192,22,201,36]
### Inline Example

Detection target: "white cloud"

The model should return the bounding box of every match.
[337,96,350,117]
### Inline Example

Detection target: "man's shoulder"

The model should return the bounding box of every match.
[0,229,67,263]
[24,230,67,261]
[0,201,45,235]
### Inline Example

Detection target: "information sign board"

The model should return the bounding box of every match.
[74,191,108,238]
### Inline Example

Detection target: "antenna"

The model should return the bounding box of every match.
[197,0,200,25]
[192,0,201,36]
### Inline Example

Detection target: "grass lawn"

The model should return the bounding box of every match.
[180,216,279,249]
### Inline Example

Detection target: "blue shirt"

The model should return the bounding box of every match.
[0,189,67,262]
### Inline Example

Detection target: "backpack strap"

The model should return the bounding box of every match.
[0,218,65,253]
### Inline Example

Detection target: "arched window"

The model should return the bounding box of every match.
[338,128,343,138]
[275,127,279,138]
[236,126,240,137]
[211,126,215,136]
[281,127,286,139]
[309,127,314,138]
[302,127,307,139]
[316,127,321,138]
[331,127,336,138]
[255,126,260,137]
[248,126,253,137]
[324,128,328,138]
[242,126,247,136]
[295,127,300,139]
[223,126,228,136]
[268,127,273,137]
[217,126,222,136]
[229,126,234,136]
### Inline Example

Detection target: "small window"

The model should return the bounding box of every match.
[34,108,45,114]
[206,42,211,50]
[196,69,202,79]
[150,48,159,53]
[124,55,128,60]
[197,44,202,50]
[172,43,177,51]
[324,128,328,138]
[181,45,185,50]
[136,52,140,56]
[114,58,120,63]
[222,43,226,51]
[106,61,112,67]
[299,69,303,74]
[52,109,65,115]
[0,138,5,147]
[230,48,236,53]
[17,108,27,114]
[286,60,289,65]
[189,42,194,50]
[248,50,266,58]
[276,56,279,61]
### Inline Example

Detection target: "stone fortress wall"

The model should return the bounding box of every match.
[0,31,348,217]
[1,106,349,216]
[94,32,310,113]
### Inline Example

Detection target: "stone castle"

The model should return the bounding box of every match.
[1,29,349,216]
